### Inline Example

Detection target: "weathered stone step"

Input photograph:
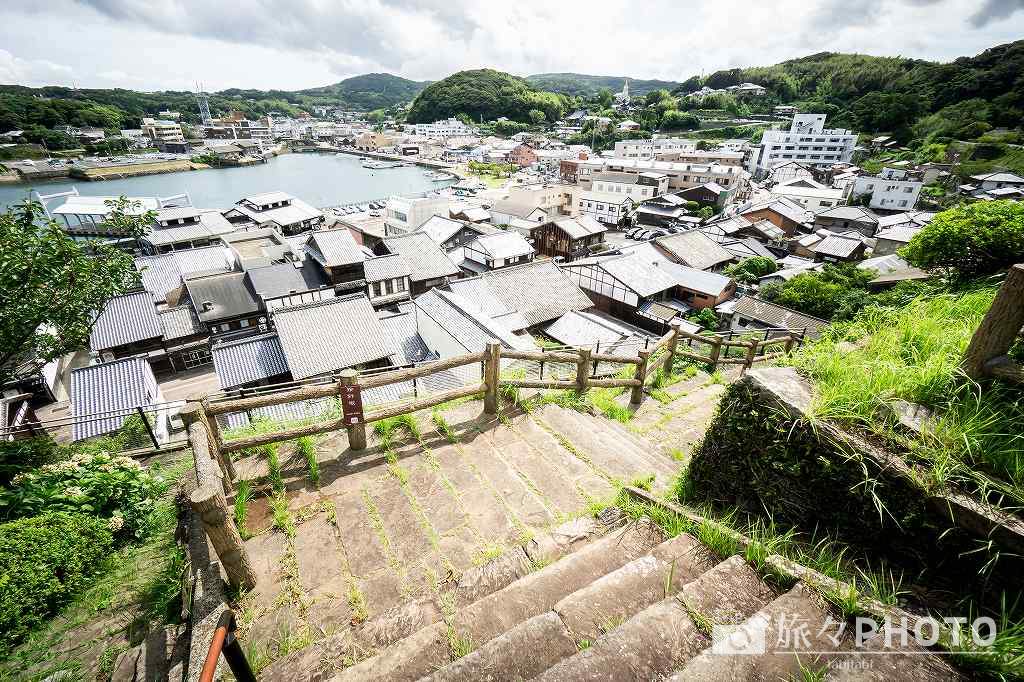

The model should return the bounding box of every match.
[535,405,675,486]
[421,533,713,681]
[333,520,666,681]
[530,554,777,682]
[258,517,609,682]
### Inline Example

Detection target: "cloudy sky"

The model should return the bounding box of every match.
[2,0,1022,92]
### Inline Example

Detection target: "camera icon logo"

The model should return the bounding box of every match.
[711,615,769,655]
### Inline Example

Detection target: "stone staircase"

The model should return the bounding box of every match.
[240,375,962,681]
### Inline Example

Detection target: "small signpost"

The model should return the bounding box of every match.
[340,383,364,424]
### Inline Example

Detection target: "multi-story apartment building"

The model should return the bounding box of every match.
[653,149,745,167]
[588,171,669,201]
[407,118,475,139]
[750,114,856,175]
[383,195,450,236]
[141,118,185,144]
[849,168,923,211]
[613,137,697,159]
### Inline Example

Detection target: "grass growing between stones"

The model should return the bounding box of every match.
[295,436,319,486]
[270,493,295,538]
[235,479,253,539]
[431,411,458,443]
[790,284,1024,504]
[267,442,283,494]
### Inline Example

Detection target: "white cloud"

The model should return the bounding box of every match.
[0,49,75,87]
[1,0,1022,91]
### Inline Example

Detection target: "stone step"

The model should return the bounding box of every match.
[831,628,964,680]
[258,516,610,682]
[530,553,777,682]
[333,520,666,681]
[421,533,713,681]
[535,404,675,486]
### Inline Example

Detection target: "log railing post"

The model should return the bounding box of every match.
[484,340,501,414]
[783,335,796,355]
[340,370,366,451]
[663,322,681,376]
[741,339,758,374]
[631,350,650,405]
[190,484,257,592]
[962,264,1024,381]
[183,398,234,483]
[708,334,723,372]
[181,404,230,494]
[201,397,231,477]
[576,347,592,394]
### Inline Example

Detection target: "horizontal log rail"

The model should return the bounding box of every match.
[587,378,642,388]
[363,383,485,422]
[504,378,578,390]
[206,382,338,416]
[590,351,641,365]
[358,353,483,389]
[985,355,1024,385]
[502,349,582,364]
[221,417,346,455]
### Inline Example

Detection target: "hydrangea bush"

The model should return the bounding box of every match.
[0,451,167,540]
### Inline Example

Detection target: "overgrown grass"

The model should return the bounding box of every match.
[234,479,253,539]
[267,442,283,494]
[294,436,319,486]
[373,414,420,450]
[270,493,295,538]
[431,411,458,444]
[791,284,1024,503]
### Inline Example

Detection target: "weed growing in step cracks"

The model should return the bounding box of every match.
[234,479,253,539]
[791,657,829,682]
[270,493,295,538]
[431,411,458,443]
[294,436,320,486]
[346,579,368,624]
[267,442,283,494]
[373,414,421,450]
[471,543,505,566]
[576,638,592,651]
[824,580,867,619]
[630,474,655,492]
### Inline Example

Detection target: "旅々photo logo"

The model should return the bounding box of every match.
[711,615,769,655]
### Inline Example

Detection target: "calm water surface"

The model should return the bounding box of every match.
[0,152,451,213]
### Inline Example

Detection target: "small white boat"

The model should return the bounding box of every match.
[425,171,452,182]
[362,159,404,169]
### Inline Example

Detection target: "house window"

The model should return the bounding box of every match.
[904,187,914,193]
[397,278,406,292]
[899,200,908,207]
[373,282,382,297]
[385,280,393,295]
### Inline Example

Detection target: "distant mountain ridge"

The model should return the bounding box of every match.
[526,72,681,97]
[298,73,429,110]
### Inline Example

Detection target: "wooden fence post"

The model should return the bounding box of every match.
[962,264,1024,381]
[340,370,366,451]
[200,397,233,479]
[484,340,501,414]
[663,322,681,375]
[190,484,257,591]
[576,347,592,394]
[708,334,724,372]
[181,403,231,493]
[783,335,796,355]
[631,350,650,405]
[741,339,759,374]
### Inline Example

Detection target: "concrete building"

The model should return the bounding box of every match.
[613,137,697,159]
[849,168,923,211]
[383,195,450,236]
[407,118,475,138]
[769,177,847,213]
[751,114,856,175]
[566,157,746,194]
[141,118,185,144]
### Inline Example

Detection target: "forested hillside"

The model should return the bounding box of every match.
[406,69,571,124]
[526,73,680,97]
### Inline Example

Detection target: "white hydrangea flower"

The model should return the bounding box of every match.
[108,515,125,531]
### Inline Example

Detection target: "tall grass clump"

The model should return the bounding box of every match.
[791,285,1024,502]
[267,443,283,494]
[373,414,420,451]
[295,436,319,486]
[234,480,253,539]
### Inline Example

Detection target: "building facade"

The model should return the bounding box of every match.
[750,114,856,175]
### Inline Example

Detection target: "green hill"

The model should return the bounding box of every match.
[526,73,680,97]
[406,69,570,124]
[298,73,428,110]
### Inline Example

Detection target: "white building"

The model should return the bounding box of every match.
[588,171,669,201]
[613,137,697,159]
[750,114,856,175]
[141,118,185,144]
[407,118,475,139]
[572,157,746,194]
[575,191,635,226]
[849,168,923,211]
[383,195,450,236]
[769,177,847,214]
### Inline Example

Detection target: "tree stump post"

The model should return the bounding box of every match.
[742,339,759,374]
[190,484,257,592]
[182,399,234,484]
[663,322,681,375]
[484,340,501,414]
[962,264,1024,381]
[708,334,724,371]
[182,404,230,495]
[631,350,650,405]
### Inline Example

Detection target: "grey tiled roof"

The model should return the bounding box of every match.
[306,229,365,267]
[183,272,262,323]
[466,231,534,260]
[414,289,533,354]
[378,311,431,365]
[89,291,163,351]
[816,205,878,223]
[731,295,828,336]
[364,254,411,282]
[417,215,470,245]
[272,294,398,379]
[212,333,289,389]
[655,231,734,271]
[554,215,607,239]
[159,305,205,340]
[443,277,529,331]
[566,253,676,298]
[245,260,328,300]
[483,261,594,327]
[813,235,862,258]
[135,247,233,302]
[70,356,159,441]
[382,232,460,283]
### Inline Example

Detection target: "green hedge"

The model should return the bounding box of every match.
[0,512,113,654]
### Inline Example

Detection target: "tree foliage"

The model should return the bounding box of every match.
[760,263,875,321]
[900,201,1024,277]
[0,201,141,383]
[406,69,569,124]
[725,257,778,284]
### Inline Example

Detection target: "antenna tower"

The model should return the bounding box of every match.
[195,82,212,124]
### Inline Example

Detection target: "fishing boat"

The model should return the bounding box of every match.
[361,159,404,169]
[425,171,453,182]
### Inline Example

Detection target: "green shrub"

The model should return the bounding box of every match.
[0,512,113,653]
[0,451,166,540]
[901,201,1024,277]
[0,437,60,487]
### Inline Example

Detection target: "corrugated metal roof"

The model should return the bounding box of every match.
[89,291,163,351]
[657,262,733,297]
[183,272,262,322]
[483,261,594,327]
[306,229,365,267]
[272,294,398,379]
[245,260,328,299]
[159,305,205,340]
[70,357,159,440]
[364,254,411,282]
[814,235,863,258]
[545,310,637,347]
[565,253,676,298]
[554,215,607,240]
[378,311,431,365]
[212,333,289,389]
[382,232,460,283]
[135,247,233,302]
[655,231,734,271]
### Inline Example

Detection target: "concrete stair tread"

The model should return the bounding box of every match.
[677,554,778,627]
